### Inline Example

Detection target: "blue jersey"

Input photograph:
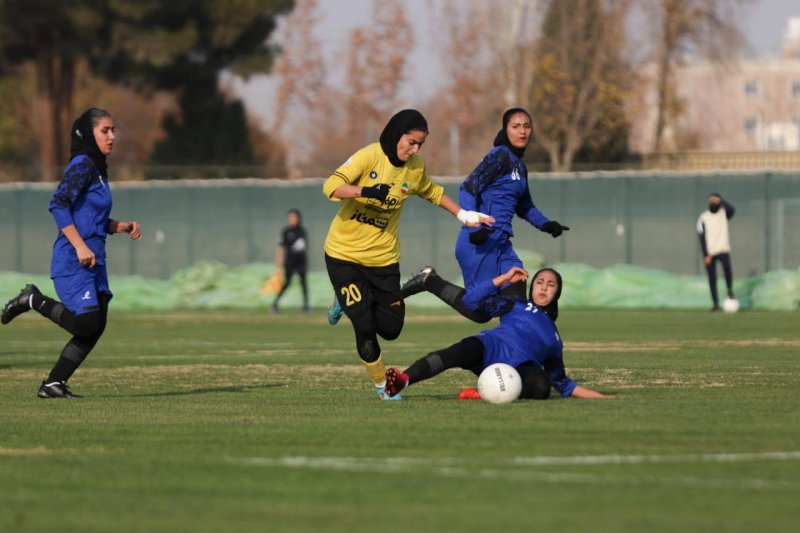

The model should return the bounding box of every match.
[464,279,577,397]
[49,155,113,278]
[458,145,549,238]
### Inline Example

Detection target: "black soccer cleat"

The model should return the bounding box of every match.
[384,368,409,398]
[1,284,40,325]
[400,266,436,299]
[37,380,82,399]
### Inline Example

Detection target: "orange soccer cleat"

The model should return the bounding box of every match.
[458,387,481,400]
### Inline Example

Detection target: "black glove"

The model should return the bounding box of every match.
[542,220,569,238]
[469,227,491,244]
[361,183,391,203]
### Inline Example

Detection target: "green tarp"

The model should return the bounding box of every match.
[1,261,798,311]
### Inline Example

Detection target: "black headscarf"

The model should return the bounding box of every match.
[493,107,532,159]
[70,108,108,176]
[379,109,429,167]
[528,267,563,322]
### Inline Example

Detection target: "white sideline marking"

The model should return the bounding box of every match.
[231,452,800,491]
[512,450,800,466]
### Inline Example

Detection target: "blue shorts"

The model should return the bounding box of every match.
[455,228,523,292]
[53,266,112,316]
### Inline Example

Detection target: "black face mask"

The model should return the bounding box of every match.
[709,204,720,213]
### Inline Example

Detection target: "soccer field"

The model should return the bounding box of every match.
[1,309,799,532]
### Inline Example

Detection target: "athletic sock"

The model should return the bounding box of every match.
[405,352,445,384]
[31,293,67,325]
[47,356,79,383]
[424,274,461,305]
[47,341,90,383]
[424,275,491,323]
[361,354,388,387]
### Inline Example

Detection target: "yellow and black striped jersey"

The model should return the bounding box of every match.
[323,143,444,266]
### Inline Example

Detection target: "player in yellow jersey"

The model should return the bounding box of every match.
[323,109,494,400]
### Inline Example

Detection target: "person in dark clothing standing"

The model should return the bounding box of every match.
[697,193,736,311]
[1,108,141,398]
[272,208,310,313]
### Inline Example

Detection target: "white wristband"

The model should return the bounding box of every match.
[457,209,483,225]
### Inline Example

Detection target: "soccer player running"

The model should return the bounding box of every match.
[697,193,736,311]
[1,108,141,398]
[323,109,493,400]
[385,267,607,400]
[402,108,569,322]
[271,208,310,313]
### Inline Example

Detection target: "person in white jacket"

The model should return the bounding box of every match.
[697,193,736,311]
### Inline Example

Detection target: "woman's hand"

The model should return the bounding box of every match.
[76,244,96,268]
[118,221,142,240]
[457,209,495,228]
[493,266,529,287]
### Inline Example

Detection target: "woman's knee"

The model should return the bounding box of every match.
[518,365,552,400]
[375,305,404,340]
[73,310,106,340]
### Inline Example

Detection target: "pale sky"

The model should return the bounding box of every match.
[229,0,800,130]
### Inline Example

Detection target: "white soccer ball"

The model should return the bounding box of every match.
[477,363,522,404]
[723,297,740,314]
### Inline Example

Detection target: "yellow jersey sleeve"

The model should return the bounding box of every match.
[413,163,444,206]
[322,146,378,200]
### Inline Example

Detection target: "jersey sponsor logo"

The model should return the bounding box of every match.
[291,238,306,253]
[511,168,521,181]
[369,171,378,179]
[81,290,92,300]
[350,210,389,230]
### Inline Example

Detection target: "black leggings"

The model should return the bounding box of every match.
[404,337,552,399]
[350,301,404,363]
[32,291,109,382]
[274,262,309,306]
[706,253,734,306]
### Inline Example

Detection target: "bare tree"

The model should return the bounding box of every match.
[647,0,746,152]
[342,0,413,140]
[272,0,327,135]
[530,0,633,171]
[472,0,541,108]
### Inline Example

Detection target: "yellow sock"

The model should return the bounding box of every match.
[361,354,387,387]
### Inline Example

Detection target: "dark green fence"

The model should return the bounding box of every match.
[1,171,798,280]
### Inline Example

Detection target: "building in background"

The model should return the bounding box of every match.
[631,17,800,155]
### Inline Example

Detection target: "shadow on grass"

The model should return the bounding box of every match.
[404,393,460,401]
[100,384,284,398]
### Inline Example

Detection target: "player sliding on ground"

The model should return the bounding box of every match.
[322,109,493,400]
[384,267,607,400]
[402,108,569,322]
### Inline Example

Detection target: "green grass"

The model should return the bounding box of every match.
[1,309,799,532]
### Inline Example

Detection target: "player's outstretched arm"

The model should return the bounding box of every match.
[438,194,494,227]
[570,385,609,399]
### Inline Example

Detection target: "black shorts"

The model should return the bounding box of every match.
[325,254,402,320]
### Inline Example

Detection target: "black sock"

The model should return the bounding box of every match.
[46,357,79,383]
[425,275,492,323]
[47,340,90,383]
[405,352,445,384]
[31,293,68,325]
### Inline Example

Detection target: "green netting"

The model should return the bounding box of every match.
[2,261,797,311]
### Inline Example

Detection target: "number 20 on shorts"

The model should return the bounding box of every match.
[340,284,362,307]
